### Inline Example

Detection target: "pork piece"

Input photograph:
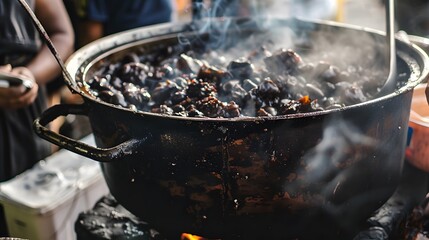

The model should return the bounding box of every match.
[264,48,302,74]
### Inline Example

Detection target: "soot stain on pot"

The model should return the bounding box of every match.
[152,120,294,221]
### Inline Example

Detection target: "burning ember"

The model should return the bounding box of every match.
[181,233,217,240]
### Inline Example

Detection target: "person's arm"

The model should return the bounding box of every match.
[27,0,74,85]
[74,0,107,47]
[0,0,74,109]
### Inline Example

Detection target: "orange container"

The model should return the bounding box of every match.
[407,84,429,171]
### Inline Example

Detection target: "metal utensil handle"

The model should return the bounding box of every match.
[33,104,147,162]
[377,0,397,97]
[385,0,397,81]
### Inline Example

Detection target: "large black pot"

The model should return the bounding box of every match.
[34,18,429,239]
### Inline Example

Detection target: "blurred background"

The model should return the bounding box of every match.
[174,0,428,37]
[174,0,386,29]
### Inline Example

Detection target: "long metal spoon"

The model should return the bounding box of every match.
[377,0,397,97]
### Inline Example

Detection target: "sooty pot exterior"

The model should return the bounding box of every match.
[90,95,409,239]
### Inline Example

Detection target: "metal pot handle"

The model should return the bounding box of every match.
[34,104,147,162]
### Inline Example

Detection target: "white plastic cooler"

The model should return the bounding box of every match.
[0,135,109,240]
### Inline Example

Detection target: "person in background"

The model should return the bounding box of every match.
[74,0,174,46]
[0,0,74,235]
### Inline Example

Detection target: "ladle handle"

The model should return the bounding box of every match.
[386,0,396,74]
[378,0,397,97]
[34,104,149,162]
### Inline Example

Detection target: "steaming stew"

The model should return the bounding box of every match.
[84,44,398,118]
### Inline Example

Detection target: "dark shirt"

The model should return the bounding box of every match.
[0,0,51,182]
[81,0,173,36]
[0,0,41,57]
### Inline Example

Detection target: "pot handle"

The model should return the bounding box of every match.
[34,104,146,162]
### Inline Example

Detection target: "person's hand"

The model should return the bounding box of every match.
[0,65,39,109]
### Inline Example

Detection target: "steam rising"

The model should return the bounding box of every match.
[270,0,338,20]
[301,120,376,189]
[282,118,395,235]
[185,0,384,71]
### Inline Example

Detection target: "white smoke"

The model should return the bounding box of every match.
[240,0,338,21]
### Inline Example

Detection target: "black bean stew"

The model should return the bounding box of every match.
[84,45,392,118]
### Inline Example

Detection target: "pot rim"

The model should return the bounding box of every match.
[65,17,429,123]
